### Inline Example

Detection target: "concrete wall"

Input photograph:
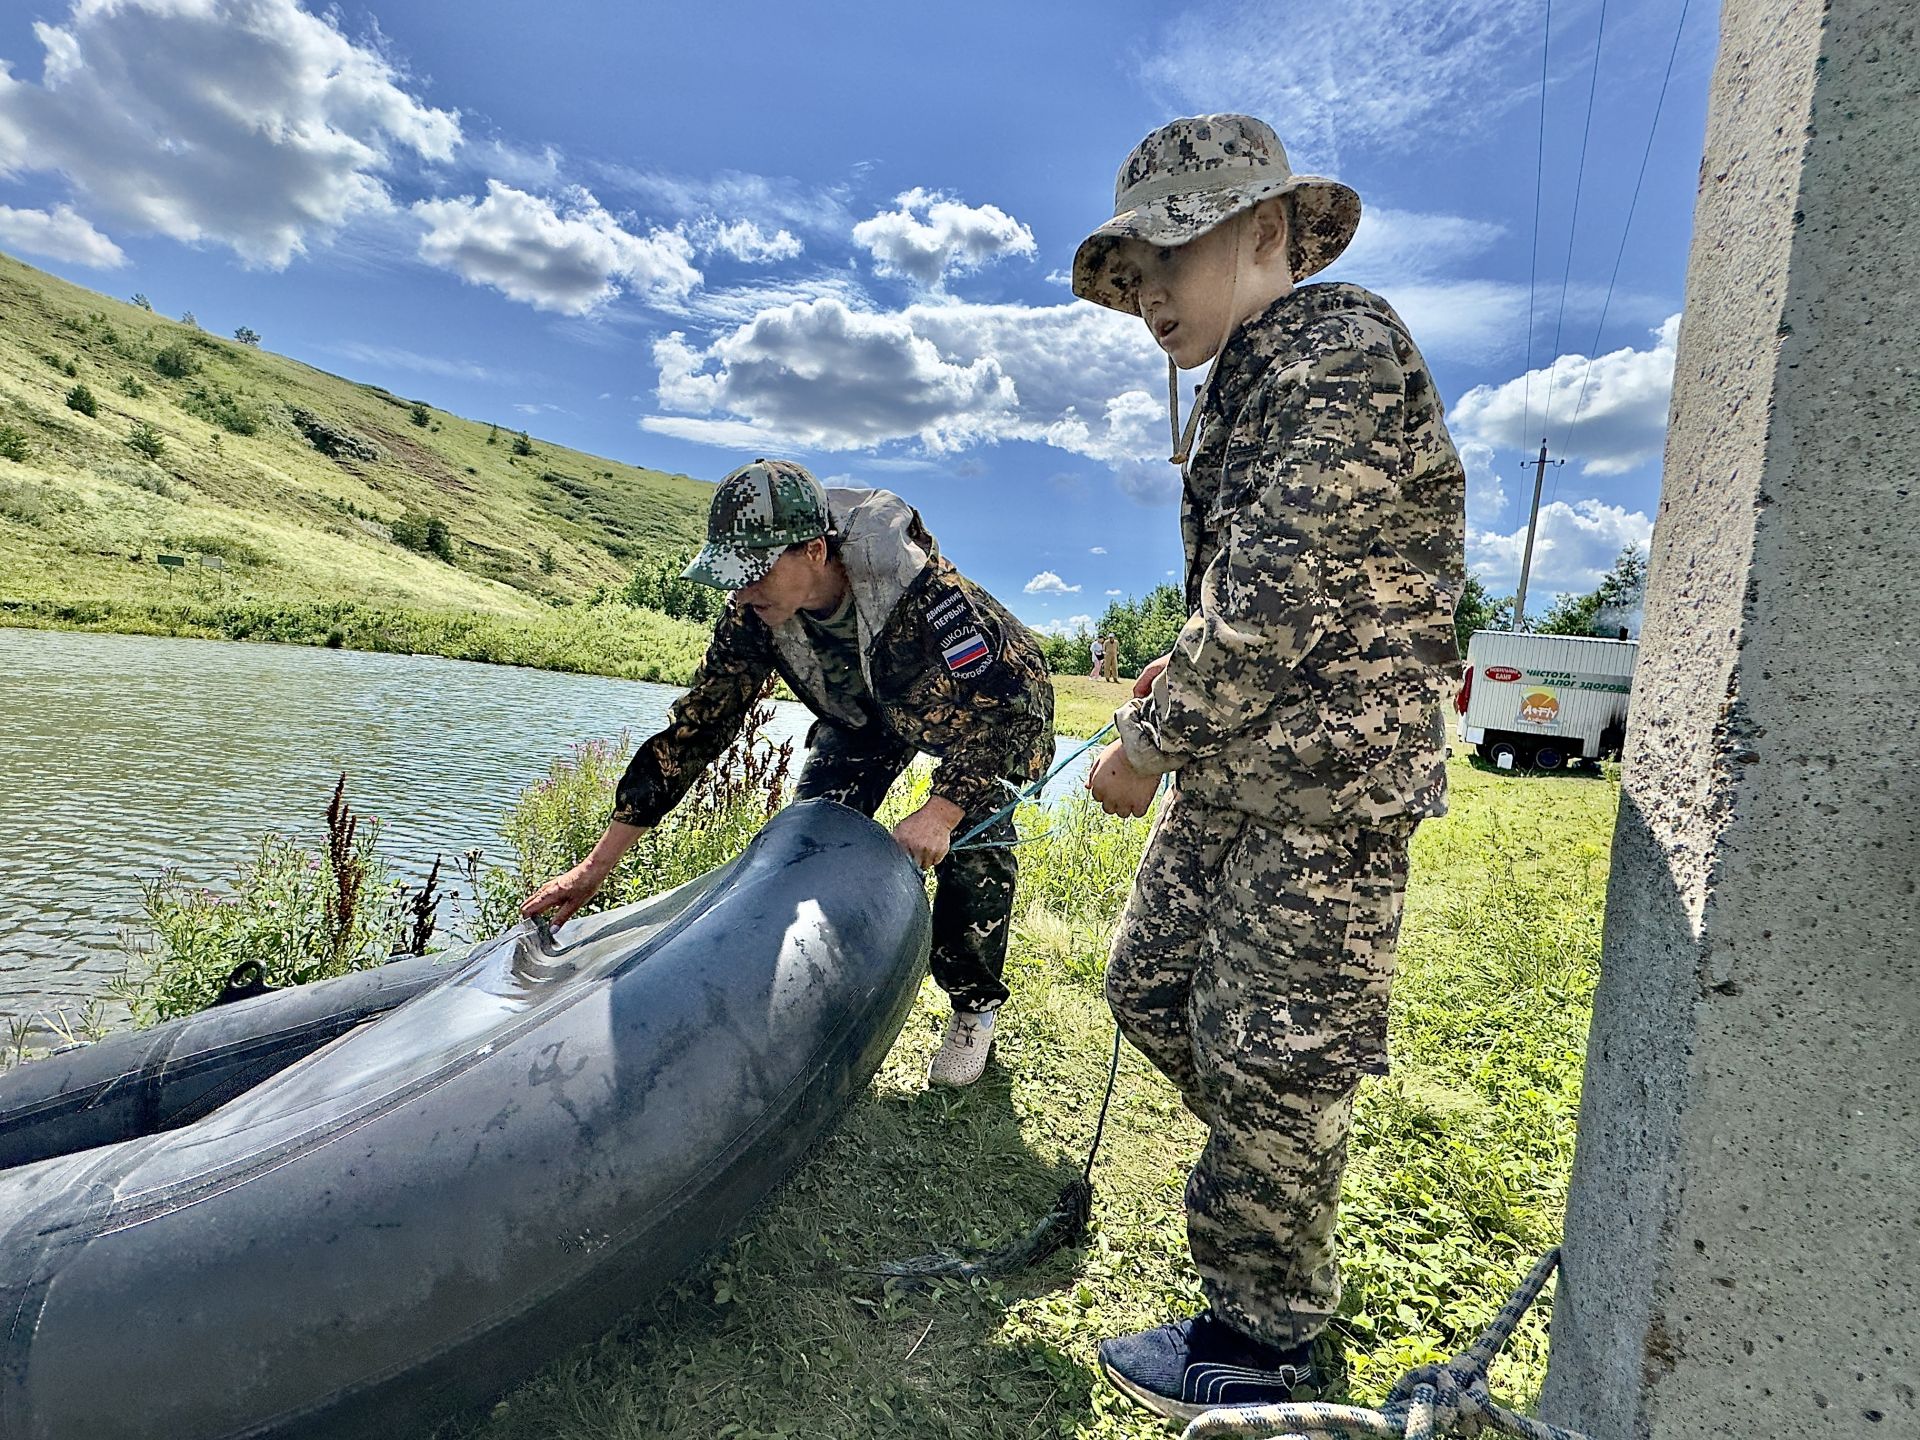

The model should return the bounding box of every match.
[1541,1,1919,1435]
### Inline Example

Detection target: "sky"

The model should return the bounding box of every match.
[0,0,1721,636]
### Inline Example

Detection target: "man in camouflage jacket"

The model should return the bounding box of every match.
[1072,114,1466,1419]
[522,459,1054,1088]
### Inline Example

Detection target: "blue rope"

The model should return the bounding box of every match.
[949,722,1117,852]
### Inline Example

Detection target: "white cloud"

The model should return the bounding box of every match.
[852,188,1036,287]
[1089,546,1107,554]
[1024,571,1081,595]
[647,294,1166,470]
[1105,588,1124,596]
[1458,440,1507,523]
[1138,0,1541,172]
[1469,497,1653,600]
[696,218,803,264]
[0,202,124,266]
[1452,315,1679,475]
[600,165,850,238]
[328,340,498,382]
[1035,614,1095,637]
[414,182,699,315]
[0,0,460,267]
[1321,208,1527,363]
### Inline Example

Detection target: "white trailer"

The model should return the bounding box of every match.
[1454,630,1637,770]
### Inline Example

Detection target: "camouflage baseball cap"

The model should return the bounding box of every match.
[683,458,831,589]
[1072,114,1361,314]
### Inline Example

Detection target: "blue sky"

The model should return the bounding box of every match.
[0,0,1719,634]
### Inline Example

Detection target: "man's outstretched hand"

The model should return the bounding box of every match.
[520,820,649,931]
[892,796,964,870]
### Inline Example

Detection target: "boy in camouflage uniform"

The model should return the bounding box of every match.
[1075,115,1465,1418]
[522,459,1054,1087]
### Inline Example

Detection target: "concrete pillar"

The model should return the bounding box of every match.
[1540,1,1918,1436]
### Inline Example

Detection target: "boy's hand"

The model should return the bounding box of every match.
[1087,740,1159,818]
[893,796,964,870]
[1133,654,1171,698]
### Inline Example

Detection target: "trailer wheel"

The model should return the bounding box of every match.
[1532,744,1567,771]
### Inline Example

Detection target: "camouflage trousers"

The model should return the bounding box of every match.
[1107,788,1415,1345]
[795,720,1017,1013]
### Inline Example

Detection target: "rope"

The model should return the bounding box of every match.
[1179,1249,1585,1440]
[949,722,1117,852]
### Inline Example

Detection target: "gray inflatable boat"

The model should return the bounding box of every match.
[0,800,930,1439]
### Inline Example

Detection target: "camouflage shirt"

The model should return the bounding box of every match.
[1115,283,1467,827]
[614,488,1055,826]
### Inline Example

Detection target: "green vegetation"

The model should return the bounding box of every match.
[1037,584,1185,676]
[64,383,97,417]
[125,420,167,461]
[0,251,714,642]
[1051,674,1132,739]
[117,776,444,1025]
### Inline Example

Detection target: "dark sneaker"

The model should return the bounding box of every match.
[1097,1310,1315,1420]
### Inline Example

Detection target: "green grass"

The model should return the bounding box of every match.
[1050,674,1135,740]
[0,250,712,627]
[445,757,1617,1438]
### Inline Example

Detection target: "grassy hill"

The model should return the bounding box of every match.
[0,248,717,668]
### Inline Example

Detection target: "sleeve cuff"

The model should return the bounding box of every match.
[1115,699,1182,777]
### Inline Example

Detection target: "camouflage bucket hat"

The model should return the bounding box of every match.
[1072,113,1361,314]
[683,458,830,589]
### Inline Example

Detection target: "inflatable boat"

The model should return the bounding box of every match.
[0,800,930,1439]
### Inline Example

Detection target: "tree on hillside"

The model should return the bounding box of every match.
[624,553,727,624]
[233,326,261,347]
[130,293,152,312]
[180,311,198,329]
[511,429,534,456]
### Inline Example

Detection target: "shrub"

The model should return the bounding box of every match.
[116,776,447,1025]
[390,509,455,562]
[125,421,168,460]
[233,326,261,347]
[624,552,727,623]
[180,310,198,329]
[0,425,28,463]
[476,701,795,934]
[511,429,534,456]
[64,384,98,417]
[409,402,430,427]
[487,423,499,446]
[182,382,260,435]
[130,292,153,312]
[117,374,148,398]
[153,342,197,378]
[539,546,557,575]
[0,479,49,525]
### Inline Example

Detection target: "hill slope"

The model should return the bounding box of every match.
[0,250,711,620]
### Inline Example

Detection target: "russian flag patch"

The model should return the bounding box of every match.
[942,632,991,672]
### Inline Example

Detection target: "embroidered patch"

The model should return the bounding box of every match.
[942,632,990,672]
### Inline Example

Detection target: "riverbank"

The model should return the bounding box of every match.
[2,602,1132,738]
[455,757,1614,1437]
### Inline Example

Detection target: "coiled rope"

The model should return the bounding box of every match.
[1182,1248,1584,1440]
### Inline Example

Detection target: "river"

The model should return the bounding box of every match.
[0,628,1096,1036]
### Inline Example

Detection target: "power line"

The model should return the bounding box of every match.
[1519,0,1555,450]
[1538,0,1611,459]
[1556,0,1695,466]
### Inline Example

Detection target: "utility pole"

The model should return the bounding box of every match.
[1512,438,1565,629]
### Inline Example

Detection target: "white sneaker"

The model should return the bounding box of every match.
[928,1009,996,1087]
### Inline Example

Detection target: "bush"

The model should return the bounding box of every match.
[130,292,153,312]
[116,777,446,1025]
[0,479,50,525]
[476,701,795,934]
[233,326,261,347]
[64,384,98,417]
[117,374,148,398]
[153,342,197,378]
[0,425,28,463]
[511,429,534,456]
[624,551,727,624]
[182,382,260,435]
[125,420,167,460]
[409,402,430,427]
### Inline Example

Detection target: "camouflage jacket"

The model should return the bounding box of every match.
[1115,283,1466,827]
[613,488,1054,826]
